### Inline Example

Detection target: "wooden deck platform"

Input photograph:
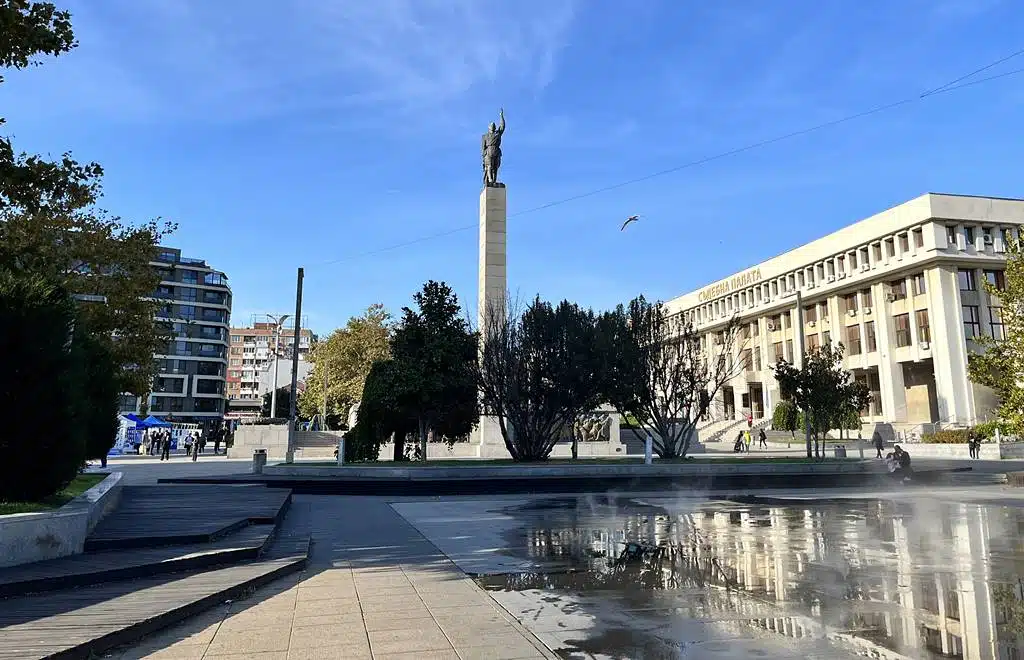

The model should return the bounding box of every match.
[84,484,291,551]
[0,535,309,660]
[0,524,274,598]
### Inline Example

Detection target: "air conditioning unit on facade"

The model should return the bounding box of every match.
[807,282,815,289]
[847,309,857,317]
[864,307,873,315]
[885,293,897,302]
[808,321,817,328]
[837,272,847,280]
[983,234,994,245]
[860,264,870,272]
[766,321,775,331]
[920,341,930,350]
[827,276,836,283]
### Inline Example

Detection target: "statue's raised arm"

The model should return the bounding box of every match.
[497,108,505,135]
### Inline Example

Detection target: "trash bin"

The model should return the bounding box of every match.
[252,449,267,474]
[834,445,847,458]
[336,435,345,466]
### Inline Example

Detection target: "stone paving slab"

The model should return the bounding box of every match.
[109,496,557,659]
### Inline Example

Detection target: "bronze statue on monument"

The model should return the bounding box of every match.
[482,108,505,187]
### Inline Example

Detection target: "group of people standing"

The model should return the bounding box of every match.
[733,426,768,452]
[143,427,227,461]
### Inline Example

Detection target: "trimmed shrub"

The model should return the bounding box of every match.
[772,400,798,435]
[922,429,971,444]
[973,420,1010,440]
[0,270,85,501]
[73,329,120,461]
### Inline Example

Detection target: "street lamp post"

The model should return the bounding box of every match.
[267,314,290,418]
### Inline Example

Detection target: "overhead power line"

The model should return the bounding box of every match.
[311,52,1024,269]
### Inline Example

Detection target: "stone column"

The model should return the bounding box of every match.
[475,184,508,454]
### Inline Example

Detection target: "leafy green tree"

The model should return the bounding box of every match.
[969,238,1024,435]
[0,268,84,500]
[261,386,292,419]
[390,281,479,460]
[349,359,417,462]
[73,326,120,463]
[771,400,799,438]
[552,301,604,460]
[299,304,391,421]
[1,1,173,396]
[602,296,743,459]
[773,343,862,458]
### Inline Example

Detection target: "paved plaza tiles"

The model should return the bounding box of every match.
[108,495,555,659]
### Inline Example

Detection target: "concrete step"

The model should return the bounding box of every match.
[0,534,309,660]
[85,484,291,551]
[0,524,275,599]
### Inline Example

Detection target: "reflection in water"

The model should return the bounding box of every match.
[478,497,1024,659]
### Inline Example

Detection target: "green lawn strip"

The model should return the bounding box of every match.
[0,473,109,516]
[282,456,856,468]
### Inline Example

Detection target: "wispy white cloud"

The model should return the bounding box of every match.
[0,0,577,125]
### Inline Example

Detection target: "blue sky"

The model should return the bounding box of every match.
[2,0,1023,334]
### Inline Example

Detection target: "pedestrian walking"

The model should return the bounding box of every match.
[968,430,980,459]
[191,432,200,462]
[160,429,171,461]
[758,428,768,449]
[744,429,752,452]
[734,429,745,453]
[873,431,885,458]
[213,428,222,455]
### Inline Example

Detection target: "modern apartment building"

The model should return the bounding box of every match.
[226,318,314,407]
[118,247,232,426]
[666,193,1024,433]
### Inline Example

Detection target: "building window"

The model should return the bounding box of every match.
[807,334,820,351]
[885,238,895,258]
[893,314,911,347]
[822,330,831,345]
[804,305,817,323]
[917,310,931,343]
[984,269,1006,291]
[178,304,196,320]
[750,321,759,337]
[844,293,858,314]
[773,342,784,362]
[231,335,241,343]
[913,228,924,248]
[865,321,877,352]
[741,349,752,370]
[899,233,909,253]
[786,339,794,361]
[912,273,926,296]
[178,287,197,302]
[963,305,981,339]
[862,288,873,308]
[158,250,176,262]
[846,325,862,355]
[181,270,198,284]
[990,307,1005,341]
[850,252,858,269]
[872,244,882,262]
[958,269,976,291]
[965,226,976,244]
[946,225,957,247]
[889,279,907,301]
[753,346,762,371]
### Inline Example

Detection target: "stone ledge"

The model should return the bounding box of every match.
[0,472,123,569]
[264,461,872,481]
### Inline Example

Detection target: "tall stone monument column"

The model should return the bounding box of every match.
[476,186,507,454]
[475,109,508,455]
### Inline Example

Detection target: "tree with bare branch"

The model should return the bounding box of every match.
[602,296,744,459]
[479,296,603,461]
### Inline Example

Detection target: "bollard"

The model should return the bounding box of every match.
[252,449,267,474]
[644,431,653,465]
[337,435,345,466]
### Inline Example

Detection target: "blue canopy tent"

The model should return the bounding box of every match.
[142,415,172,428]
[121,413,144,425]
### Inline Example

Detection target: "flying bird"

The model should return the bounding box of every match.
[620,215,641,231]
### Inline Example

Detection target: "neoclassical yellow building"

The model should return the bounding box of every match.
[665,193,1024,434]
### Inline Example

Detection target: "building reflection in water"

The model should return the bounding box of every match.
[486,498,1024,660]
